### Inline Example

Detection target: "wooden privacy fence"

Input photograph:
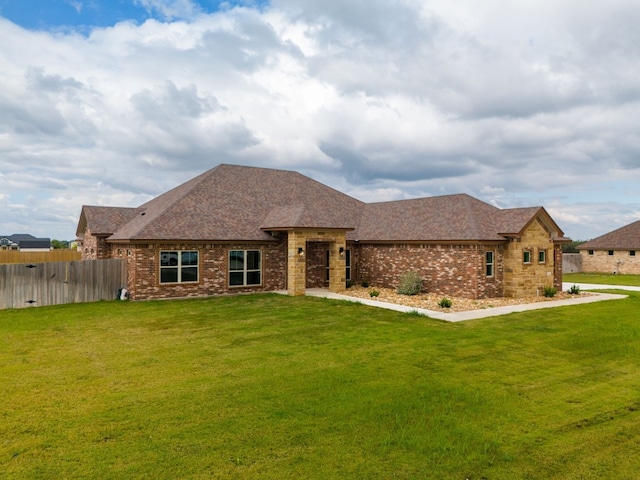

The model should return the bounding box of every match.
[0,259,127,310]
[0,249,81,264]
[563,253,583,274]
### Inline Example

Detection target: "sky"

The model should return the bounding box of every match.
[0,0,639,242]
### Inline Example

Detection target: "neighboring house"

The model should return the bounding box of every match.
[76,164,569,301]
[578,221,640,274]
[0,234,51,251]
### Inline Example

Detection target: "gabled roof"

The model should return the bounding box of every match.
[76,206,141,236]
[578,220,640,250]
[77,164,566,244]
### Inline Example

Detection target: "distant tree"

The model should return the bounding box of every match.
[51,239,70,249]
[562,240,585,253]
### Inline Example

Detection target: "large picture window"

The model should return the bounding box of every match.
[229,250,262,286]
[160,250,199,283]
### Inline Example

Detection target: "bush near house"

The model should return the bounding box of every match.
[396,271,423,295]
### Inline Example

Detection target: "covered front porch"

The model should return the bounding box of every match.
[285,229,349,296]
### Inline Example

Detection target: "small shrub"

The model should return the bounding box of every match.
[438,297,452,308]
[361,281,369,288]
[369,289,380,298]
[396,271,423,296]
[568,284,581,295]
[345,280,353,289]
[543,286,557,298]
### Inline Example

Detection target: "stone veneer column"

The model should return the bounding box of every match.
[287,231,307,296]
[328,234,347,293]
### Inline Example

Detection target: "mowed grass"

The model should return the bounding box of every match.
[564,272,640,286]
[2,293,640,479]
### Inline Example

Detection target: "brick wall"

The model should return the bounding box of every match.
[107,241,287,300]
[306,242,330,288]
[352,243,504,299]
[581,249,640,274]
[80,227,111,260]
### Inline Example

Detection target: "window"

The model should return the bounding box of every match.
[608,250,614,256]
[160,250,198,283]
[485,251,494,277]
[630,251,636,257]
[588,250,594,255]
[538,249,546,264]
[229,250,261,286]
[523,250,531,264]
[345,249,351,281]
[326,250,330,281]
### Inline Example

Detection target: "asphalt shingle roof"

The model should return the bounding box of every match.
[77,164,565,243]
[76,206,141,236]
[578,220,640,250]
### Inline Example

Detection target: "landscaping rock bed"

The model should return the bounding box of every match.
[338,285,586,313]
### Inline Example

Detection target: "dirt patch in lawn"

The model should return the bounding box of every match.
[338,286,591,313]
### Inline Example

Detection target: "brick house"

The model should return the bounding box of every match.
[76,164,569,300]
[578,221,640,274]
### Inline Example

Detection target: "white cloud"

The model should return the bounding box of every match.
[134,0,203,21]
[0,1,639,241]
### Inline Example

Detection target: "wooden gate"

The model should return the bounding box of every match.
[0,259,127,310]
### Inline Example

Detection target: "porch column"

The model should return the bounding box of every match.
[328,233,347,293]
[287,231,307,296]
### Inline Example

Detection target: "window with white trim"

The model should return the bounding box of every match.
[229,250,262,286]
[485,251,494,277]
[160,250,199,283]
[523,250,531,264]
[538,249,546,264]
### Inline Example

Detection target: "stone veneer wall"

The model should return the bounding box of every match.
[580,249,640,274]
[107,241,287,300]
[352,243,504,299]
[503,219,562,298]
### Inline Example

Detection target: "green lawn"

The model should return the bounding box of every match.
[564,272,640,286]
[2,293,640,479]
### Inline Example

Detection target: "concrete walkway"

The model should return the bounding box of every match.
[302,284,631,322]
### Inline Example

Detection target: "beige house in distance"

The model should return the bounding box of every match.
[76,164,569,301]
[578,221,640,274]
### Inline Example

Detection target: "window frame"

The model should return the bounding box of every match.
[229,249,262,287]
[159,250,199,284]
[523,249,532,264]
[326,250,330,282]
[538,249,546,264]
[345,249,351,281]
[485,251,495,277]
